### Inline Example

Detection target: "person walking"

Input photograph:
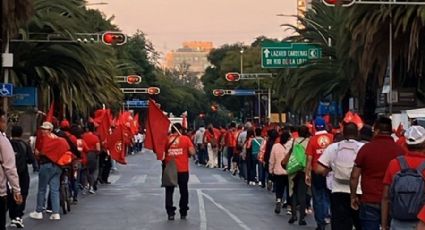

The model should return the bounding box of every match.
[164,123,196,220]
[316,122,363,230]
[30,121,62,221]
[82,123,101,193]
[194,126,206,166]
[8,126,34,228]
[350,117,405,230]
[269,130,293,214]
[0,110,22,230]
[204,124,219,168]
[288,125,310,226]
[305,117,334,230]
[382,126,425,229]
[244,128,256,185]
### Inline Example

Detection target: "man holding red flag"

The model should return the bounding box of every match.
[164,123,196,221]
[30,121,68,221]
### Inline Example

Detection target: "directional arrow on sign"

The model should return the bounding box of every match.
[263,49,270,58]
[309,48,319,58]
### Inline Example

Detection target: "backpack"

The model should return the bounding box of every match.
[10,139,31,174]
[332,141,359,185]
[252,137,263,156]
[286,139,307,175]
[390,156,425,221]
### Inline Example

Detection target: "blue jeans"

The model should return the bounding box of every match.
[359,203,381,230]
[311,172,330,227]
[36,163,62,214]
[258,163,266,186]
[390,219,417,230]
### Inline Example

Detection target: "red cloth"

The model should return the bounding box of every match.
[106,125,127,165]
[164,134,194,172]
[383,152,425,185]
[46,102,54,122]
[418,206,425,222]
[396,136,409,153]
[82,132,100,152]
[144,99,171,160]
[225,130,237,148]
[94,109,112,143]
[354,135,405,204]
[395,123,404,137]
[131,113,140,135]
[182,113,188,129]
[306,131,333,171]
[343,112,364,129]
[323,114,331,124]
[40,134,71,163]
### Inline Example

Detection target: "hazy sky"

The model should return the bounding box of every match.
[88,0,297,53]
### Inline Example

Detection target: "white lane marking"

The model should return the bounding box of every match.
[201,191,252,230]
[197,189,207,230]
[189,175,201,184]
[212,174,227,183]
[109,174,121,184]
[131,175,147,184]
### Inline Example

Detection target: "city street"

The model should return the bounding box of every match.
[18,150,315,230]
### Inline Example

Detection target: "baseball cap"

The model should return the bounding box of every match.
[40,121,54,130]
[60,120,70,129]
[405,126,425,145]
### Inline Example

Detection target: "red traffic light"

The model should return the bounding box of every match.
[102,31,127,46]
[322,0,355,6]
[147,87,160,95]
[225,72,241,82]
[127,75,142,84]
[212,89,225,97]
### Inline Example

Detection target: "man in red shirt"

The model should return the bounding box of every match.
[82,123,101,193]
[224,122,237,172]
[164,123,195,221]
[306,117,333,230]
[350,117,405,230]
[381,126,425,229]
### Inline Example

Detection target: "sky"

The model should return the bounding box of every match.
[88,0,297,54]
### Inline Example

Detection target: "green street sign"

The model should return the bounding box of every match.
[261,42,322,68]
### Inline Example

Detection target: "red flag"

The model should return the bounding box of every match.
[343,111,354,124]
[39,134,71,163]
[131,113,140,135]
[395,123,404,137]
[144,99,171,160]
[182,111,188,129]
[46,102,54,122]
[106,125,127,165]
[323,114,331,124]
[344,112,364,129]
[94,109,112,142]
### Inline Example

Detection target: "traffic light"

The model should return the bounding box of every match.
[126,75,142,84]
[322,0,355,7]
[225,72,241,82]
[147,87,160,95]
[212,89,225,97]
[102,31,127,46]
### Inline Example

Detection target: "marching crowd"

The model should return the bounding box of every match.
[187,116,425,230]
[0,111,123,229]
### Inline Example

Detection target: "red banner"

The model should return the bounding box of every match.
[144,99,170,160]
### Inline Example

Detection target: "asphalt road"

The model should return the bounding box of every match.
[13,150,317,230]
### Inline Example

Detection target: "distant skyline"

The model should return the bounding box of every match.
[88,0,297,53]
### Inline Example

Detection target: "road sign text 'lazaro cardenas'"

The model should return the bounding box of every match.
[261,42,322,68]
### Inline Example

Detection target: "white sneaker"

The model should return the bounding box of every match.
[89,187,96,194]
[258,182,263,187]
[29,211,43,220]
[50,213,61,220]
[11,217,24,228]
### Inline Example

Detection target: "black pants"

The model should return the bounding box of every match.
[330,192,361,230]
[291,172,307,220]
[165,172,189,216]
[274,175,288,201]
[227,147,234,169]
[8,172,29,220]
[98,151,111,183]
[0,196,7,230]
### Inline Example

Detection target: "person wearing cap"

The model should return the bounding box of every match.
[305,117,333,230]
[381,126,425,229]
[350,117,405,230]
[30,121,62,221]
[0,109,22,230]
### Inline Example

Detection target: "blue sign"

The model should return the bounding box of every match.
[317,101,342,116]
[12,87,38,106]
[0,83,13,97]
[125,100,149,108]
[231,89,256,96]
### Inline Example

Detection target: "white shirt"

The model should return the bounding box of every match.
[194,128,205,144]
[318,139,364,194]
[134,133,143,143]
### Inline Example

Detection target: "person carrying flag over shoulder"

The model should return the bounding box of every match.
[163,123,196,221]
